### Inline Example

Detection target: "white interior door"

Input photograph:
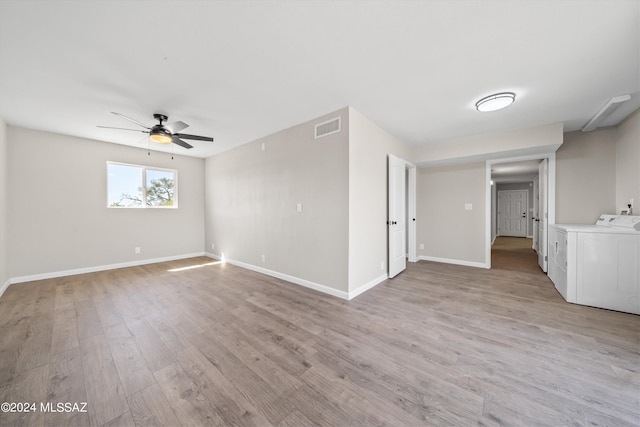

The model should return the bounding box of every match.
[407,166,417,263]
[532,176,539,251]
[538,159,548,272]
[388,154,406,278]
[498,190,528,237]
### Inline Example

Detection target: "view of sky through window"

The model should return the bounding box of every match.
[107,163,143,207]
[107,162,176,208]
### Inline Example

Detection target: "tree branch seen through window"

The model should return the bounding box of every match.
[107,162,177,208]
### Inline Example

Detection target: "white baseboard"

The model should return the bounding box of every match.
[3,251,383,301]
[348,274,388,300]
[418,255,489,269]
[0,278,10,298]
[205,253,355,300]
[9,252,206,285]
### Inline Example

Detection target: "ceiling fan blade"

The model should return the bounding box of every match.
[172,136,193,149]
[111,112,151,129]
[97,125,149,133]
[174,133,213,142]
[165,120,189,134]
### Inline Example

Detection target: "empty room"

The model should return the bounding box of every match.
[0,1,639,426]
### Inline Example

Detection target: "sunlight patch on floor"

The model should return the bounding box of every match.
[168,260,223,272]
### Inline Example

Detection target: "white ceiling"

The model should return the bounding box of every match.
[0,1,638,159]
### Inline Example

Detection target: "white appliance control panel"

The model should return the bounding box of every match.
[610,215,640,231]
[595,214,619,227]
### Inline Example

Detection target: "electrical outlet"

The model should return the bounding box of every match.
[135,247,141,254]
[211,243,215,250]
[297,202,303,213]
[419,243,424,250]
[380,261,384,271]
[261,254,266,263]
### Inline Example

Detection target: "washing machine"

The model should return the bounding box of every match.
[548,215,640,314]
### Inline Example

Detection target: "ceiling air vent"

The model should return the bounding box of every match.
[314,117,341,139]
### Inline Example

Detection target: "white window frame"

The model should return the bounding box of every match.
[107,161,178,209]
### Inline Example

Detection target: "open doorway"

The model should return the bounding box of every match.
[485,154,556,273]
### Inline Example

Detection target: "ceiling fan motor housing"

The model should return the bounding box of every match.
[153,113,168,124]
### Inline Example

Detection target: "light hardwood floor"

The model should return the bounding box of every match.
[0,251,638,426]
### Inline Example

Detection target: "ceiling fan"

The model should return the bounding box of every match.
[98,112,213,149]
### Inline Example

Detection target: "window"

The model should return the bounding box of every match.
[107,162,177,208]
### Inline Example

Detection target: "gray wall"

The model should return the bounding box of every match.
[204,108,349,293]
[615,108,640,214]
[496,182,534,237]
[556,128,617,223]
[416,162,486,265]
[348,107,410,292]
[490,183,497,242]
[8,127,205,278]
[0,117,8,291]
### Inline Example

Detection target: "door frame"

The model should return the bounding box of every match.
[407,165,417,263]
[532,176,539,250]
[387,155,417,278]
[485,152,556,268]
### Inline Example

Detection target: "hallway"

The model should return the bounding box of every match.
[491,236,542,274]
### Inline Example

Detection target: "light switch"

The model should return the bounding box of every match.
[465,203,473,211]
[297,202,303,212]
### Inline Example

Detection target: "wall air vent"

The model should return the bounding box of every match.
[314,117,341,139]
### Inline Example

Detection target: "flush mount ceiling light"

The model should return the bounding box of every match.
[476,92,516,112]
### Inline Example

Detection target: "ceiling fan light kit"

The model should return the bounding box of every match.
[149,132,173,145]
[476,92,516,112]
[98,112,214,149]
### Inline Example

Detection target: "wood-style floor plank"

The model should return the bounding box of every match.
[80,334,128,426]
[44,348,90,427]
[154,362,225,426]
[14,313,53,373]
[0,247,638,426]
[127,383,180,427]
[74,301,103,340]
[125,319,174,372]
[50,308,79,356]
[104,323,156,397]
[0,364,49,427]
[175,344,270,426]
